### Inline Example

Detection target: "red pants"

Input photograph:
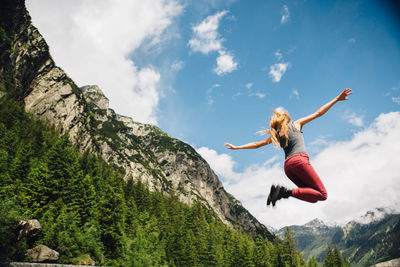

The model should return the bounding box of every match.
[284,153,327,203]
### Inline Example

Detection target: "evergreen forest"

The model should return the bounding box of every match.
[0,97,348,266]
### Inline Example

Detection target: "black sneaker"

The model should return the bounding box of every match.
[267,185,279,206]
[268,185,291,207]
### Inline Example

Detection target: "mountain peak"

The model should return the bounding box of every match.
[346,207,396,226]
[82,85,109,110]
[304,218,326,228]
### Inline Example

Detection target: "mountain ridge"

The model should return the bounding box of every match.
[275,208,400,266]
[0,0,272,239]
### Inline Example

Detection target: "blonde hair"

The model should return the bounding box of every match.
[264,109,291,148]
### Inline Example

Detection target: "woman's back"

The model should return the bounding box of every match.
[279,122,307,159]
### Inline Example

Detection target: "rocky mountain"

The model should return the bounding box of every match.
[275,208,400,266]
[0,0,272,239]
[276,218,341,263]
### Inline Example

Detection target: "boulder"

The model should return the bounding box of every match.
[26,244,59,262]
[18,219,41,240]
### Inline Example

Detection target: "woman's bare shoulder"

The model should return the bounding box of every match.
[293,120,302,132]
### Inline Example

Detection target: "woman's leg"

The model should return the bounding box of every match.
[284,154,327,203]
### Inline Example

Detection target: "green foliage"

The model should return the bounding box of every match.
[0,199,27,261]
[0,26,17,54]
[308,256,319,267]
[323,246,349,267]
[272,228,307,267]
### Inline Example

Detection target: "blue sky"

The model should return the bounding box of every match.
[156,0,400,166]
[27,0,400,228]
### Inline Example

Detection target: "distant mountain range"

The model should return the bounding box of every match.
[275,208,400,266]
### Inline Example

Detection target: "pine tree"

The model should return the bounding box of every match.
[190,203,208,264]
[122,177,139,237]
[221,229,236,266]
[97,182,128,261]
[241,238,256,267]
[0,148,10,196]
[278,227,304,267]
[254,236,273,267]
[308,256,319,267]
[323,246,347,267]
[0,199,26,261]
[23,160,51,217]
[128,223,167,267]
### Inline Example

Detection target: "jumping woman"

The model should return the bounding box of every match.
[224,88,352,207]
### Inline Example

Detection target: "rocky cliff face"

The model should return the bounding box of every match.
[0,0,273,239]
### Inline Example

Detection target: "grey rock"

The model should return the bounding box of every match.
[26,245,59,262]
[18,219,41,240]
[81,85,109,110]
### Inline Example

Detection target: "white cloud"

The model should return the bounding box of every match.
[290,89,299,99]
[199,112,400,228]
[254,93,265,99]
[269,62,290,82]
[188,10,227,54]
[343,111,364,127]
[197,147,238,180]
[171,60,184,71]
[392,85,400,91]
[206,84,221,105]
[309,135,331,154]
[214,51,238,75]
[249,92,266,99]
[348,38,356,44]
[274,49,283,61]
[188,10,238,75]
[274,106,287,113]
[392,96,400,104]
[287,45,297,54]
[206,87,214,105]
[232,92,242,99]
[311,112,400,223]
[212,83,221,88]
[246,82,253,89]
[26,0,183,125]
[244,82,266,99]
[280,5,290,24]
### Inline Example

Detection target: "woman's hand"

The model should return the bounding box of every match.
[224,143,238,150]
[336,88,352,101]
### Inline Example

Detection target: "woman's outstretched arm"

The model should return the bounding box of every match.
[225,137,272,150]
[295,88,352,130]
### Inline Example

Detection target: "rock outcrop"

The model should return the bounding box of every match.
[17,219,41,240]
[0,0,273,239]
[26,245,59,262]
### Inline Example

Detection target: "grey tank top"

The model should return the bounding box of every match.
[278,122,307,159]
